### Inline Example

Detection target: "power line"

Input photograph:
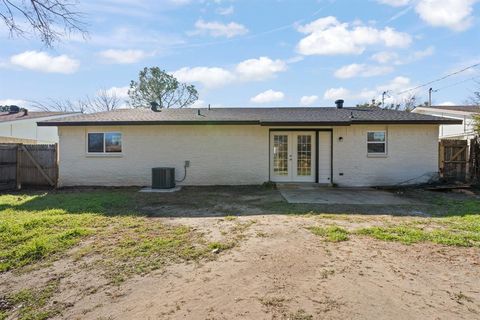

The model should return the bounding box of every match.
[434,75,480,92]
[395,62,480,95]
[166,1,337,50]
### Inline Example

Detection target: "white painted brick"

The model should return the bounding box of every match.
[58,124,439,187]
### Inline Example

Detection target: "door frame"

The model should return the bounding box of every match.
[268,128,334,184]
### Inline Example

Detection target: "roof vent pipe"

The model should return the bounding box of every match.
[150,101,160,112]
[335,99,344,109]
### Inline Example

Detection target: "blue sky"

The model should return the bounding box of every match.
[1,0,479,109]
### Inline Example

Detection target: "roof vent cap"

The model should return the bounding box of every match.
[150,101,160,112]
[335,99,344,109]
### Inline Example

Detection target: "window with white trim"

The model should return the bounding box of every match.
[87,132,122,153]
[367,131,386,154]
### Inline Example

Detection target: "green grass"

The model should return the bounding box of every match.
[0,191,218,274]
[308,226,349,242]
[0,190,230,319]
[357,219,480,247]
[355,198,480,247]
[4,279,62,320]
[0,199,101,272]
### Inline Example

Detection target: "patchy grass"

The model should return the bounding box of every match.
[356,200,480,247]
[0,191,224,277]
[289,309,313,320]
[309,226,349,242]
[3,279,63,320]
[0,195,106,272]
[207,241,235,252]
[357,222,480,247]
[0,191,237,317]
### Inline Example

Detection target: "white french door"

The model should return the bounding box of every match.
[270,131,316,182]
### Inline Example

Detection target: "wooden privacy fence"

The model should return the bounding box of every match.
[439,139,468,182]
[0,144,58,190]
[469,138,480,182]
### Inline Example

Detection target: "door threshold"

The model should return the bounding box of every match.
[276,182,333,189]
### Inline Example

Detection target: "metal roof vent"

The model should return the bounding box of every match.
[335,100,344,109]
[150,102,160,112]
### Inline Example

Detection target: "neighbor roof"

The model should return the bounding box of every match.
[37,107,462,126]
[0,111,77,123]
[426,105,480,113]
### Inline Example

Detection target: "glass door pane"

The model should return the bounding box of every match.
[296,135,312,176]
[273,135,289,176]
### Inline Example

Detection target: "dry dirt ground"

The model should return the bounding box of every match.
[1,187,480,320]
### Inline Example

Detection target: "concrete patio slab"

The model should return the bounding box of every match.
[277,184,413,205]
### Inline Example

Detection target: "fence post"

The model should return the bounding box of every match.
[55,143,59,188]
[16,144,21,190]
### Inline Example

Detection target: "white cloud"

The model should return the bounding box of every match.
[172,56,286,88]
[371,46,434,65]
[103,86,130,100]
[250,90,285,104]
[99,49,149,64]
[190,19,248,38]
[439,101,456,106]
[0,99,28,107]
[296,16,412,56]
[377,76,412,92]
[323,76,414,104]
[216,6,234,15]
[378,0,477,31]
[173,67,235,88]
[10,51,79,74]
[415,0,477,31]
[334,63,393,79]
[235,57,287,81]
[371,51,400,64]
[377,0,411,6]
[300,95,319,106]
[323,87,351,101]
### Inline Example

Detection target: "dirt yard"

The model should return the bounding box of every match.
[1,186,479,320]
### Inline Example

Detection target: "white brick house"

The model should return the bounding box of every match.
[413,105,478,140]
[0,109,77,144]
[38,105,460,187]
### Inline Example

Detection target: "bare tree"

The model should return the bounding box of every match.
[0,0,87,46]
[87,89,122,113]
[31,98,87,113]
[31,89,124,113]
[467,81,480,105]
[356,94,425,112]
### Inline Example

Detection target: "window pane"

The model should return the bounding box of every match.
[297,135,312,176]
[368,143,385,153]
[273,135,288,176]
[105,133,122,153]
[88,133,104,153]
[367,132,385,142]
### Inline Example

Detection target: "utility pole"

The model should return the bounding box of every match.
[382,91,389,108]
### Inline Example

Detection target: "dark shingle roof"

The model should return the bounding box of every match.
[428,105,480,113]
[0,111,77,123]
[37,107,462,126]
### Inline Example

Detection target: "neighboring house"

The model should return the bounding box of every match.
[38,103,460,187]
[413,105,479,140]
[0,109,78,144]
